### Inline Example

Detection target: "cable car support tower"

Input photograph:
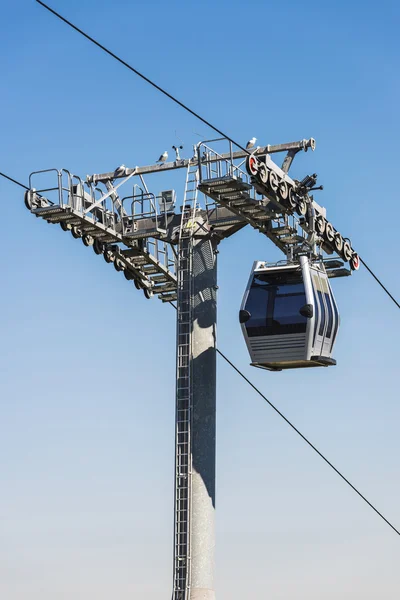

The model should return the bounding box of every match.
[23,137,360,600]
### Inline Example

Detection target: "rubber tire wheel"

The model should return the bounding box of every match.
[124,270,134,281]
[258,163,269,185]
[114,258,124,272]
[269,171,279,193]
[350,253,360,271]
[287,188,297,210]
[71,226,82,239]
[277,180,288,202]
[134,279,142,290]
[343,241,352,261]
[325,222,335,243]
[315,216,326,234]
[143,288,152,299]
[103,250,114,263]
[296,198,307,216]
[93,239,104,255]
[334,233,343,253]
[82,234,94,247]
[60,221,71,232]
[24,190,33,210]
[246,154,259,176]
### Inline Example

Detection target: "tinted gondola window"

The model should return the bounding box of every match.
[331,294,339,347]
[311,280,320,348]
[317,291,325,336]
[312,274,326,337]
[244,270,307,336]
[325,293,334,337]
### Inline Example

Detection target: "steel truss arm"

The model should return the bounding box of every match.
[87,139,316,184]
[23,133,359,311]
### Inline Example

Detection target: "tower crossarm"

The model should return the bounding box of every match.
[24,169,178,302]
[87,139,316,184]
[196,140,360,274]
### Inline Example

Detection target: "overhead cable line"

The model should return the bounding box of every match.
[1,167,399,536]
[0,171,28,190]
[110,285,400,537]
[35,0,249,155]
[34,2,400,312]
[360,257,400,309]
[217,349,400,537]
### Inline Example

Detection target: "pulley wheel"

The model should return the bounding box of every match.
[24,190,34,210]
[334,232,343,253]
[82,233,94,247]
[269,170,279,193]
[325,222,335,242]
[258,162,269,185]
[124,269,134,281]
[114,258,124,272]
[71,226,82,239]
[278,180,289,202]
[134,279,142,290]
[296,198,307,216]
[93,239,104,255]
[103,249,114,263]
[287,188,297,210]
[60,221,71,232]
[143,288,152,299]
[246,154,259,176]
[343,241,352,261]
[315,216,326,234]
[350,253,360,271]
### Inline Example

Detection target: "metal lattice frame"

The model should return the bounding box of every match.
[23,136,360,600]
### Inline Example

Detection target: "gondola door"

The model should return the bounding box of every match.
[309,264,337,359]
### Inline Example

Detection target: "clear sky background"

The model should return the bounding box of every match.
[1,1,399,599]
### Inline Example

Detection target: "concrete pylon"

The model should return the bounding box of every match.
[190,234,217,600]
[173,219,217,600]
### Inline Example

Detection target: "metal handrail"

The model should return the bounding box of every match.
[120,188,166,237]
[197,142,249,184]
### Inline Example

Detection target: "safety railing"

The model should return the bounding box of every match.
[120,187,157,234]
[68,180,110,229]
[148,238,176,273]
[120,186,172,239]
[29,168,75,208]
[28,170,143,234]
[196,138,259,218]
[197,138,250,185]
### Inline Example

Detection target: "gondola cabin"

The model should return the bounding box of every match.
[239,256,339,371]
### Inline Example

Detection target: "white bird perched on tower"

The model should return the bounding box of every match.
[157,151,168,163]
[114,164,126,176]
[246,137,257,150]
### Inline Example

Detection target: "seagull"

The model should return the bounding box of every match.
[246,137,257,150]
[157,151,168,163]
[114,164,126,176]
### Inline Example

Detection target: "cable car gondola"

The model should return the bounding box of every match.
[239,256,339,371]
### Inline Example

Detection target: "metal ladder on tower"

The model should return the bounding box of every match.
[183,160,199,212]
[172,163,199,600]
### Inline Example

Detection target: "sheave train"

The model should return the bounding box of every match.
[239,151,359,371]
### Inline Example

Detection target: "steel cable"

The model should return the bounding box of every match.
[0,171,28,190]
[1,2,399,537]
[360,257,400,309]
[216,348,400,537]
[1,168,399,535]
[35,0,250,155]
[33,1,400,312]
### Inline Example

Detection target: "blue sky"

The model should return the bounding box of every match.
[1,1,399,599]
